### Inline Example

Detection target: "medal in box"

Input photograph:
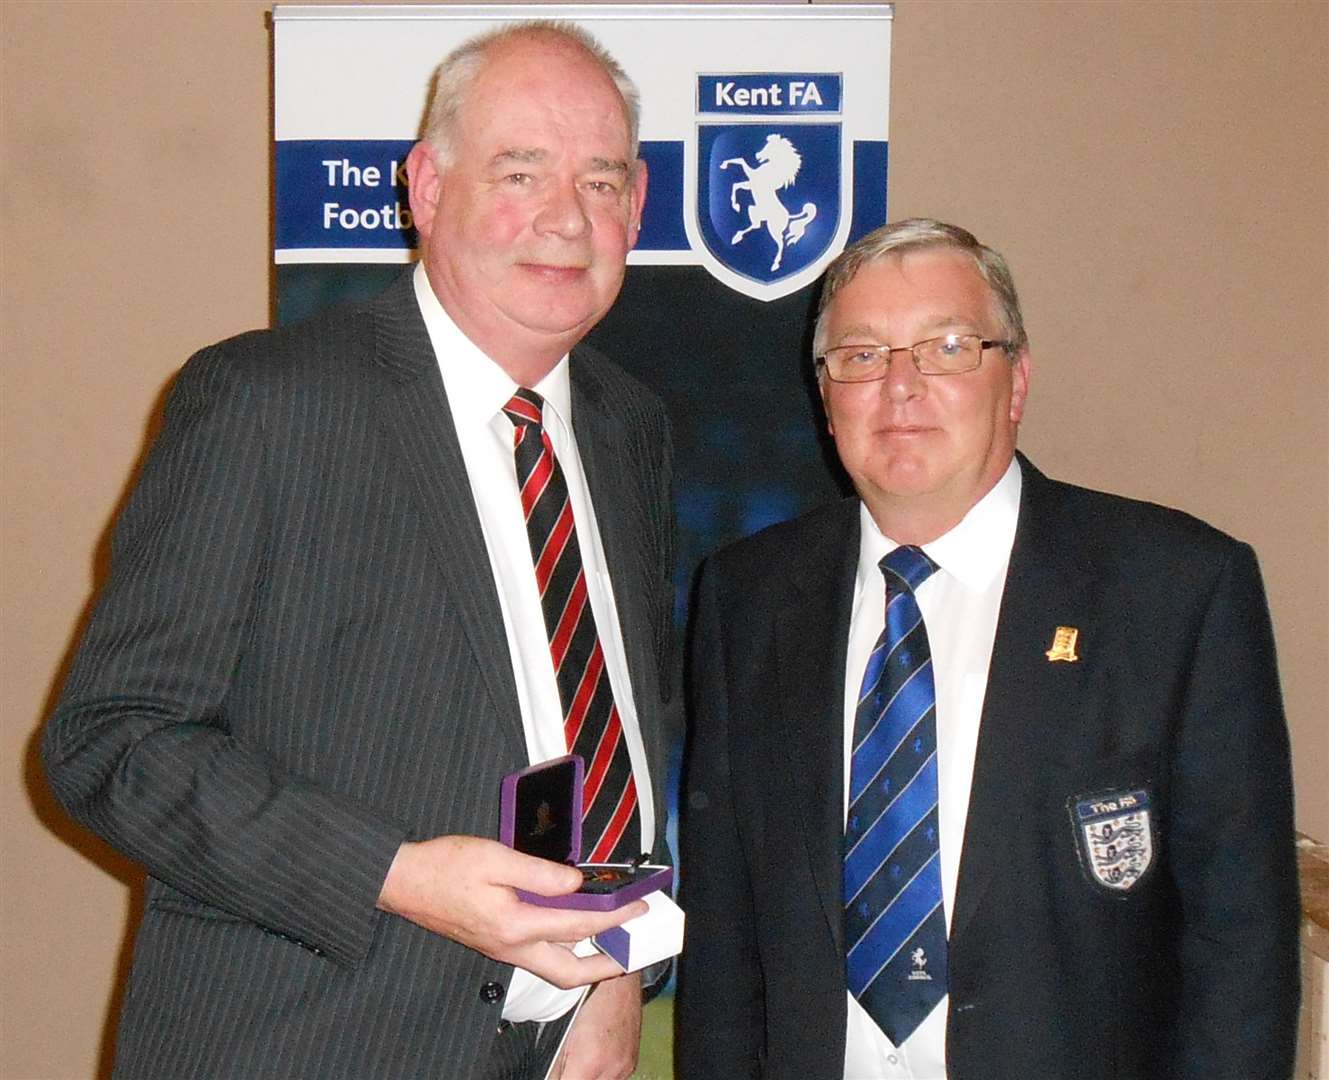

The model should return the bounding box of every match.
[499,754,672,909]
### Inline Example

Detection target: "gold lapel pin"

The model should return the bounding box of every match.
[1046,626,1080,663]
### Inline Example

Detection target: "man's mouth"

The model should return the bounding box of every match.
[519,262,588,280]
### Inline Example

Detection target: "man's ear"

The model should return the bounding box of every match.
[819,376,836,436]
[1009,347,1032,424]
[405,141,442,242]
[628,159,648,244]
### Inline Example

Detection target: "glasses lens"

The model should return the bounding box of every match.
[916,334,981,374]
[825,346,888,382]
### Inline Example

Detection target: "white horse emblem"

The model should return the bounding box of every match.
[720,133,819,272]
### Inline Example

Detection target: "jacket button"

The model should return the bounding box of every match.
[479,981,505,1004]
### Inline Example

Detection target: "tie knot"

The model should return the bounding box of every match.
[503,387,545,431]
[879,545,937,594]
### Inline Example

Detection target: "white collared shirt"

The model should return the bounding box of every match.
[842,459,1022,1080]
[412,265,655,1022]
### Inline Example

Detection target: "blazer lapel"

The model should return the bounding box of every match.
[775,501,859,954]
[367,273,524,754]
[950,456,1103,942]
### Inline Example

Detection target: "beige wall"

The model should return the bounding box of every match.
[3,1,1325,1076]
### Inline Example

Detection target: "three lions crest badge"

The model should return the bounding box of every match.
[1070,787,1156,893]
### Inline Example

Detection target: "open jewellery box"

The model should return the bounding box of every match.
[499,754,672,911]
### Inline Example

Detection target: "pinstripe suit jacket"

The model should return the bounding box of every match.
[43,271,675,1079]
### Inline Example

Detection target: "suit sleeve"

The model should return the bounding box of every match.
[1167,542,1300,1078]
[42,346,405,969]
[675,559,765,1079]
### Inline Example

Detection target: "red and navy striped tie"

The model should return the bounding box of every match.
[503,388,641,864]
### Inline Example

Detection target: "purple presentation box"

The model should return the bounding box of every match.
[499,755,672,911]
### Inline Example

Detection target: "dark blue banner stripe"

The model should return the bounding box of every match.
[275,137,885,262]
[276,139,416,250]
[849,140,889,243]
[635,141,686,250]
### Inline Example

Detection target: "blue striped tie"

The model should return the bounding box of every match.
[843,545,947,1045]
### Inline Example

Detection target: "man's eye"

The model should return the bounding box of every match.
[504,173,533,186]
[936,337,967,357]
[846,349,880,364]
[585,180,619,194]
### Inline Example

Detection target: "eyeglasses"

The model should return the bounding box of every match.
[815,334,1014,382]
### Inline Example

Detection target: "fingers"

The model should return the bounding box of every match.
[489,843,583,897]
[376,834,644,988]
[513,941,625,989]
[515,897,648,951]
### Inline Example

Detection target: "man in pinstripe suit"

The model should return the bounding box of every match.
[44,23,672,1080]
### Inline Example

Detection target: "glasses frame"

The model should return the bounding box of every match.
[815,335,1015,382]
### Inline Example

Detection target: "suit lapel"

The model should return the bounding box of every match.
[950,456,1103,942]
[568,363,659,741]
[367,273,523,754]
[775,501,859,954]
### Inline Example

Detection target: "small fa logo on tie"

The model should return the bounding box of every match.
[908,947,933,981]
[1046,626,1080,663]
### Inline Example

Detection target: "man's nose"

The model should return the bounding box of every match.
[534,180,591,239]
[881,348,926,401]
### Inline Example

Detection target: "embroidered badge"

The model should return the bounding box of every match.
[1046,626,1080,662]
[1070,788,1155,893]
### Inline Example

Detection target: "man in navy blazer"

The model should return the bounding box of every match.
[677,219,1299,1079]
[44,23,673,1080]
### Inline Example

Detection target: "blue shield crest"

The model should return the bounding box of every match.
[696,124,841,293]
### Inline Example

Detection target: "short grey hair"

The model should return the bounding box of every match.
[422,20,641,165]
[813,218,1028,359]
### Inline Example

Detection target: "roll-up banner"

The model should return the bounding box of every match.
[273,10,891,916]
[274,5,892,602]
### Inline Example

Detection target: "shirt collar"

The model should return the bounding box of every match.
[857,457,1022,592]
[412,262,572,436]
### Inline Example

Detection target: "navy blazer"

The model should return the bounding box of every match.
[676,455,1298,1080]
[44,271,676,1078]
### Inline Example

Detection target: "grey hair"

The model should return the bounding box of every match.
[813,218,1028,359]
[422,20,641,165]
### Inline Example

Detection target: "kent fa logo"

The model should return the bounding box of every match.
[719,134,820,273]
[688,73,848,300]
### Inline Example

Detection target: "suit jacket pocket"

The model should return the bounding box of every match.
[149,891,248,923]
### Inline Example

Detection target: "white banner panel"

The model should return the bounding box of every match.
[273,3,892,301]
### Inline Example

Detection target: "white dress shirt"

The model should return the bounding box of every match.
[412,265,655,1022]
[842,459,1022,1079]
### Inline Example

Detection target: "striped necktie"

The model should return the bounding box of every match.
[843,544,947,1045]
[503,388,640,864]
